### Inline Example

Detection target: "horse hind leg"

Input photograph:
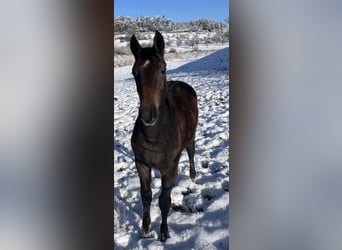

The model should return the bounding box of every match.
[186,141,196,182]
[136,162,153,238]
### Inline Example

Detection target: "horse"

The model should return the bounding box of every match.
[130,30,198,242]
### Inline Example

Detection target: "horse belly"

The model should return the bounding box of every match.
[174,97,198,148]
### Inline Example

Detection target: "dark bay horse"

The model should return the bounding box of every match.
[130,31,198,242]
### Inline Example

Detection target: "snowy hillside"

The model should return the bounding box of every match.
[114,30,229,68]
[114,47,229,249]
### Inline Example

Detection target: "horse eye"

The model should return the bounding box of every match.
[161,66,166,74]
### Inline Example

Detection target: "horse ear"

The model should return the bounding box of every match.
[130,35,141,58]
[153,30,165,54]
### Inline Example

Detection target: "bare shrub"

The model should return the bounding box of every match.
[192,44,199,51]
[169,48,177,53]
[114,46,130,55]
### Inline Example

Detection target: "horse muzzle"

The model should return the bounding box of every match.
[139,106,159,126]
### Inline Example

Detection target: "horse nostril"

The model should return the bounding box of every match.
[140,107,159,126]
[140,110,150,122]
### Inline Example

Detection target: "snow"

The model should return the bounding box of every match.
[114,47,229,249]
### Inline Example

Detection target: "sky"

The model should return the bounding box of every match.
[114,0,229,23]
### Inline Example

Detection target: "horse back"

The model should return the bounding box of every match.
[167,81,198,148]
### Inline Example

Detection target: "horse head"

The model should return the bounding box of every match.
[130,31,167,126]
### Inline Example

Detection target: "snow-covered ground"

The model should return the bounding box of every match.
[114,47,229,249]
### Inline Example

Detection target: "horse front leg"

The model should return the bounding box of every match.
[136,161,152,238]
[159,167,178,242]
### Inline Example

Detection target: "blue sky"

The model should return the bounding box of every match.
[114,0,229,23]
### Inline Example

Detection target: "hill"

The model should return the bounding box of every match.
[114,16,229,67]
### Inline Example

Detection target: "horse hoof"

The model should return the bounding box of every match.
[160,231,170,242]
[141,230,153,238]
[191,177,196,183]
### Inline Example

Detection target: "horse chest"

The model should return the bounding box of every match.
[132,130,180,168]
[142,149,167,167]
